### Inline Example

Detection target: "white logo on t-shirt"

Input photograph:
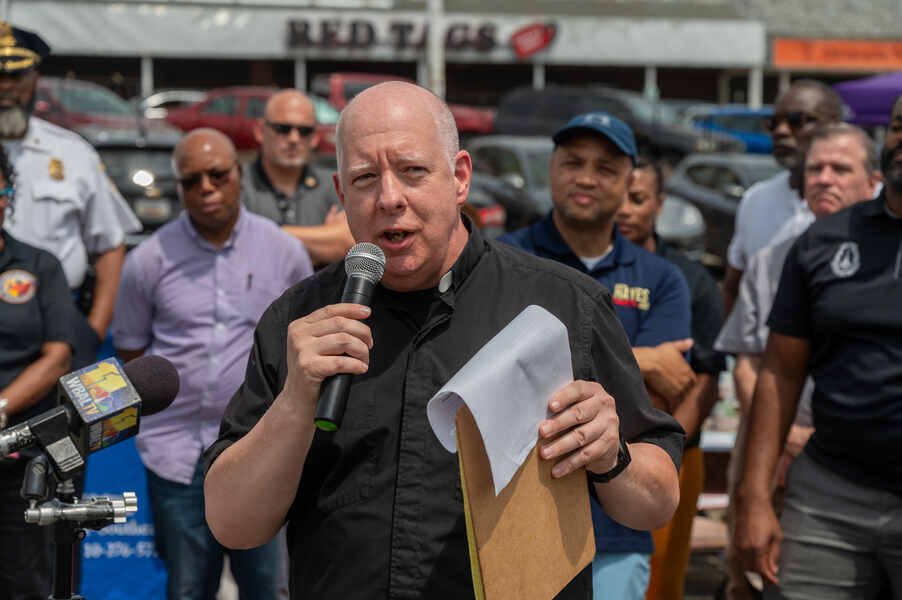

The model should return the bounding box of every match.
[830,241,860,278]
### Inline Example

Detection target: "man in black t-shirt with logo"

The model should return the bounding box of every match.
[733,99,902,599]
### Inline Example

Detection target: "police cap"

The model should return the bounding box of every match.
[0,22,50,74]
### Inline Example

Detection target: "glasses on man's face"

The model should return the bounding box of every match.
[766,112,820,132]
[0,186,13,203]
[177,164,236,190]
[265,120,316,138]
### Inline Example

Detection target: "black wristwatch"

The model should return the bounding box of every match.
[586,438,631,483]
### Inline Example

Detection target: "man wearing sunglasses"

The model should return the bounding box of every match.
[0,23,140,370]
[723,80,844,314]
[113,128,313,600]
[242,89,353,266]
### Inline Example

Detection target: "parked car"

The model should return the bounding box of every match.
[689,105,774,154]
[34,77,180,137]
[468,135,554,215]
[665,153,782,268]
[164,86,339,154]
[468,134,706,255]
[77,126,183,247]
[311,72,496,137]
[493,85,745,167]
[133,89,207,120]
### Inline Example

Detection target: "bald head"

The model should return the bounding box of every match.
[264,89,316,124]
[335,81,458,171]
[173,128,236,172]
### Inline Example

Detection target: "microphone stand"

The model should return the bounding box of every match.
[21,454,137,600]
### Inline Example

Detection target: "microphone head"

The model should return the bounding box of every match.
[123,355,179,416]
[344,242,386,284]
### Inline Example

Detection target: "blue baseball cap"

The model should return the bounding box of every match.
[552,112,638,165]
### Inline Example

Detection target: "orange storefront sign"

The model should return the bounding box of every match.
[774,38,902,70]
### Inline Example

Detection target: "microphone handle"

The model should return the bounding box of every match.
[314,275,377,431]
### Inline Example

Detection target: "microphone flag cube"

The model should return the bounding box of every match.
[59,357,141,456]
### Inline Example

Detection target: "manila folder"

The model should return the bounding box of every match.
[456,406,595,600]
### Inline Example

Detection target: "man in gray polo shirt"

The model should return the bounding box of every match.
[242,89,353,266]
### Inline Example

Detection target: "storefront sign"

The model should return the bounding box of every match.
[510,23,557,59]
[774,38,902,70]
[287,18,497,53]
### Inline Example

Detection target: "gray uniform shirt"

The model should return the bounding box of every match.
[240,158,340,227]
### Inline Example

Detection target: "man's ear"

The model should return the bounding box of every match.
[253,119,265,146]
[332,172,346,209]
[453,150,472,206]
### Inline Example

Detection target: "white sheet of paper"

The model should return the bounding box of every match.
[426,304,573,495]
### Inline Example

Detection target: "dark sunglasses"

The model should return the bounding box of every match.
[0,185,13,200]
[766,112,820,132]
[177,164,236,190]
[265,120,316,137]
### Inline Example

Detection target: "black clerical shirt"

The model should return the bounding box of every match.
[205,224,684,599]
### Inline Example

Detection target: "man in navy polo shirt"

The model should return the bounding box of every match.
[500,113,692,599]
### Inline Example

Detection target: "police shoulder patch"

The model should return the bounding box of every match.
[0,268,37,303]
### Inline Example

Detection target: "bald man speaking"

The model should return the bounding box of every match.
[242,89,353,266]
[204,84,683,599]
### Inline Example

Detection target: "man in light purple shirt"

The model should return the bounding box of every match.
[112,129,312,600]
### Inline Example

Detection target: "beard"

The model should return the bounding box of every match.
[0,92,34,139]
[881,140,902,195]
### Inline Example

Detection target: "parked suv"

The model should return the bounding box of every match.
[494,85,744,165]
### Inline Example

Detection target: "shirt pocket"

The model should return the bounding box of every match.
[30,181,83,241]
[243,277,288,325]
[311,432,378,514]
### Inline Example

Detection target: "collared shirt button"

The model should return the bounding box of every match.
[215,322,225,332]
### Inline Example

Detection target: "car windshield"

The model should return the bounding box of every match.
[717,114,770,134]
[98,149,175,185]
[525,147,552,188]
[628,95,679,125]
[312,97,340,125]
[56,84,133,116]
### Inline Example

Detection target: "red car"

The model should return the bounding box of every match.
[311,72,495,136]
[164,86,339,154]
[34,77,178,136]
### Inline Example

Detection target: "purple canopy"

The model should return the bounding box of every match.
[834,71,902,127]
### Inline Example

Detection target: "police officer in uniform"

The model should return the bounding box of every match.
[0,144,76,600]
[0,22,140,367]
[241,89,352,266]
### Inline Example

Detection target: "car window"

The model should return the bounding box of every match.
[312,97,340,125]
[473,147,521,177]
[525,148,552,188]
[745,161,783,185]
[716,114,769,134]
[244,96,267,118]
[54,83,133,116]
[686,165,718,190]
[202,96,236,115]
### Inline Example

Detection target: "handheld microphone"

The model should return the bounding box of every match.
[0,355,179,478]
[314,242,386,431]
